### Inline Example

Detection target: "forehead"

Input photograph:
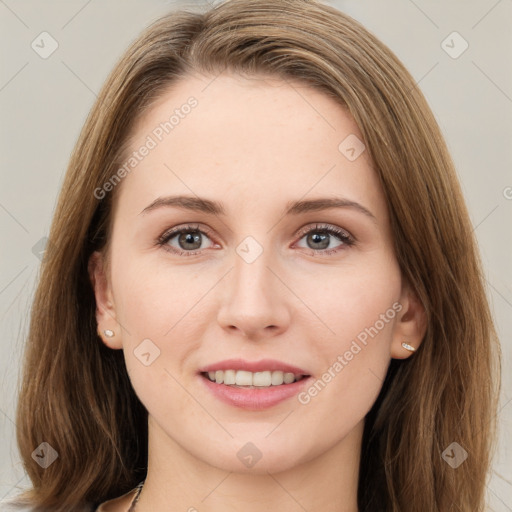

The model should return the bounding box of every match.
[113,73,385,220]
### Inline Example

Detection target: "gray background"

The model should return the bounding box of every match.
[1,0,511,509]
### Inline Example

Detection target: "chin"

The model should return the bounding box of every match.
[195,437,311,475]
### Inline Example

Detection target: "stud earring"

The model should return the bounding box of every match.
[103,329,115,338]
[401,342,416,352]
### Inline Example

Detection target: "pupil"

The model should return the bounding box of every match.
[179,231,201,250]
[309,232,329,250]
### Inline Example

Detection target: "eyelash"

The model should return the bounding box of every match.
[156,223,355,257]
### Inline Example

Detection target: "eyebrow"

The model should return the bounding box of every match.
[284,197,377,223]
[139,195,377,223]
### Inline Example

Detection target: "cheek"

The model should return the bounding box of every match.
[296,259,400,405]
[295,255,401,343]
[112,256,208,336]
[111,259,210,391]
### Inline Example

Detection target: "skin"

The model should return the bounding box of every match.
[89,72,426,512]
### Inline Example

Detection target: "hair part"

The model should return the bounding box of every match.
[15,1,501,510]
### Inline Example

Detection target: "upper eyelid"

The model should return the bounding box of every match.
[295,223,353,239]
[162,223,214,239]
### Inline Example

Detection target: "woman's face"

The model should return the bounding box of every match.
[90,73,425,474]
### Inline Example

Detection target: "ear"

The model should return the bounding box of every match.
[391,279,427,359]
[88,250,123,349]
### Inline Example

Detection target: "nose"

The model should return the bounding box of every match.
[216,246,291,340]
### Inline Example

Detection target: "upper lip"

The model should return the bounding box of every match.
[198,358,310,375]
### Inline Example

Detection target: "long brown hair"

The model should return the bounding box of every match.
[14,1,501,510]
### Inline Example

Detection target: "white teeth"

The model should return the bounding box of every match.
[235,370,253,386]
[223,369,236,385]
[283,372,295,384]
[253,371,271,387]
[204,370,306,387]
[271,371,284,385]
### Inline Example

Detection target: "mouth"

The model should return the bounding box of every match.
[197,361,313,410]
[200,369,310,388]
[197,358,312,409]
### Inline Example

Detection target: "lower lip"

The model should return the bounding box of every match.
[199,373,311,410]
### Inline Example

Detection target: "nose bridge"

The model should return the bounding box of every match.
[230,236,278,309]
[216,235,290,336]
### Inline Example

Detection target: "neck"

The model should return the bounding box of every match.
[135,415,363,512]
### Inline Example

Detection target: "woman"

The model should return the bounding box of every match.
[3,0,501,510]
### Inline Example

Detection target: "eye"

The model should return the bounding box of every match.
[157,223,355,257]
[157,224,217,256]
[294,223,355,255]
